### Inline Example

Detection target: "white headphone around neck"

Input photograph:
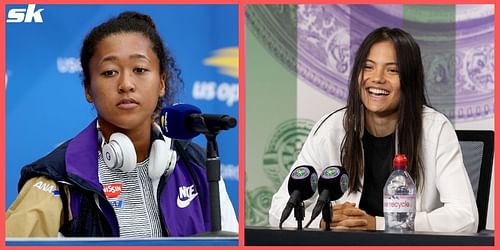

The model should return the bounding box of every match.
[97,122,177,180]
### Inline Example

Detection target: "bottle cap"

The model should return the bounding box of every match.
[393,154,408,170]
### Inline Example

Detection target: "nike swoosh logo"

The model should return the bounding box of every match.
[176,192,199,208]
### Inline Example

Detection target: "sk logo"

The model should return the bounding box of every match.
[7,4,44,23]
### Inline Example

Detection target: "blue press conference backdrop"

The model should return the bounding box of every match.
[6,4,239,216]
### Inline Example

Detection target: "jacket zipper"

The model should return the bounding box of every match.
[157,175,170,236]
[67,175,120,236]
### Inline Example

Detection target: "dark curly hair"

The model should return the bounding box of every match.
[80,11,182,121]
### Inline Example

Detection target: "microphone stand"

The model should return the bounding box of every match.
[204,132,222,232]
[294,201,305,230]
[188,114,237,237]
[322,199,332,231]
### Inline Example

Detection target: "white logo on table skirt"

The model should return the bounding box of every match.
[176,185,199,208]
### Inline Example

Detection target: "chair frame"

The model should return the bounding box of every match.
[455,130,494,232]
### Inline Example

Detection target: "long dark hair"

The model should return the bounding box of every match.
[341,27,427,192]
[80,11,182,122]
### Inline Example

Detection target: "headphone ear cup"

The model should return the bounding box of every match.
[148,139,168,180]
[148,137,176,180]
[102,132,137,172]
[165,149,177,177]
[163,138,176,177]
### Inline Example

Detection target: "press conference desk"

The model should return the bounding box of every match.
[245,226,493,246]
[7,234,238,246]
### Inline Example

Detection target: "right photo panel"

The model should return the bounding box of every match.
[245,4,494,246]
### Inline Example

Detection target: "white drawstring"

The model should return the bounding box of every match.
[395,127,399,155]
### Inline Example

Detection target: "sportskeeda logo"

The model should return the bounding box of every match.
[176,185,198,208]
[6,4,44,23]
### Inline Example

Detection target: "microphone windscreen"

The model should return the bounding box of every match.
[160,103,201,140]
[287,165,318,201]
[318,166,348,201]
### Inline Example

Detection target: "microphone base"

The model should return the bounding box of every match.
[322,202,333,231]
[192,231,239,237]
[294,201,306,230]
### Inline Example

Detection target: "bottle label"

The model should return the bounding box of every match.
[383,194,416,212]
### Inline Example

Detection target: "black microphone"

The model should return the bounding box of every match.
[305,166,348,228]
[279,165,318,229]
[160,103,237,139]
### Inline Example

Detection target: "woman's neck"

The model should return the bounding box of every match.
[364,110,398,137]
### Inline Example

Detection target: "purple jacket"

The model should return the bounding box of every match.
[19,120,212,236]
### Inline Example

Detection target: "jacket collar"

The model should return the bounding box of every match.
[64,119,168,191]
[65,119,101,191]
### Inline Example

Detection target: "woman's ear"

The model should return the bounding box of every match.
[159,73,167,97]
[85,84,94,103]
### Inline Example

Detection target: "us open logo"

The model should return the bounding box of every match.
[6,4,44,23]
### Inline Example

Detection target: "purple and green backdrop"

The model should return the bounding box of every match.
[245,4,494,228]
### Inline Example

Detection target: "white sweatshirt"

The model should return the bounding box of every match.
[269,106,478,232]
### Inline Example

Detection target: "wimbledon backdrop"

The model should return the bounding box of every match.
[6,4,239,215]
[245,4,494,228]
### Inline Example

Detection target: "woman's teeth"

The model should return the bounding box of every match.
[368,87,389,96]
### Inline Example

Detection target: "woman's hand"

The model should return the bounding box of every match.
[320,202,376,230]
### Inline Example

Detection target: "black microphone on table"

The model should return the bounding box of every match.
[279,165,318,230]
[305,166,348,229]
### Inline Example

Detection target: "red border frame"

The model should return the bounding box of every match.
[2,1,498,249]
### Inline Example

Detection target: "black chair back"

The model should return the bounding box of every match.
[456,130,494,232]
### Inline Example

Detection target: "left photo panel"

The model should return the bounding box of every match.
[5,4,239,246]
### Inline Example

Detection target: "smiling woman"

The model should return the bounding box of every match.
[6,11,238,238]
[359,40,401,137]
[269,27,478,233]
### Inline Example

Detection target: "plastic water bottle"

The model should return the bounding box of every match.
[383,154,416,232]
